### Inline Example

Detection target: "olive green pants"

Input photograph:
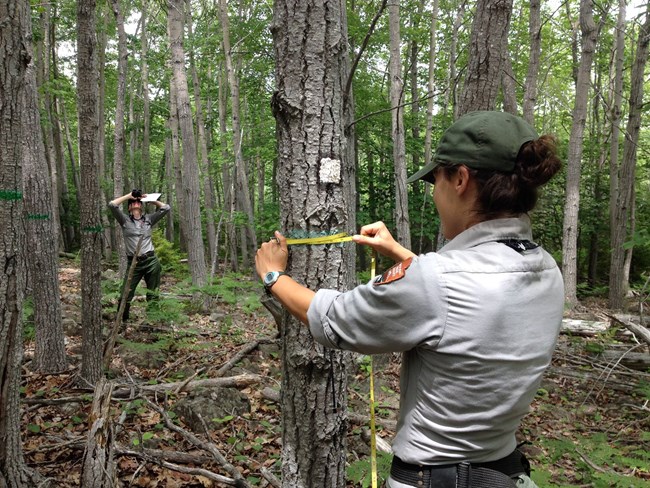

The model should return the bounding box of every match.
[119,254,162,320]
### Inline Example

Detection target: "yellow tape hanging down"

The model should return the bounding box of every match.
[284,233,379,487]
[369,250,378,488]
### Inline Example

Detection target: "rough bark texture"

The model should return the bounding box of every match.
[522,0,541,124]
[22,21,67,373]
[271,0,353,486]
[609,5,650,309]
[110,0,128,276]
[0,0,45,485]
[458,0,513,115]
[562,0,596,309]
[78,0,104,385]
[80,379,116,487]
[168,0,207,286]
[389,0,411,250]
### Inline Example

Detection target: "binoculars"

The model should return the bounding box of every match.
[131,189,143,199]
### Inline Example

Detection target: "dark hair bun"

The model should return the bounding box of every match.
[516,135,562,188]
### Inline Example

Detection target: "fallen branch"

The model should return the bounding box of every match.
[144,398,249,487]
[215,341,261,377]
[111,373,263,398]
[609,314,650,348]
[260,467,281,488]
[115,444,214,465]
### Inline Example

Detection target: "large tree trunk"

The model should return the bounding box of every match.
[389,0,411,250]
[271,0,353,486]
[458,0,513,114]
[218,0,258,266]
[0,0,46,484]
[562,0,596,309]
[23,26,67,374]
[110,0,128,276]
[168,0,207,286]
[97,11,112,258]
[609,4,650,309]
[78,0,104,386]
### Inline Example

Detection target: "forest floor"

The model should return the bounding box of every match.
[20,258,650,487]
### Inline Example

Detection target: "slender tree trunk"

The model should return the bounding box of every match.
[501,39,517,114]
[218,64,238,272]
[97,10,112,258]
[164,137,175,242]
[420,0,439,254]
[523,0,541,124]
[78,0,104,385]
[389,0,411,249]
[23,31,67,374]
[608,0,627,309]
[610,5,650,309]
[271,0,353,485]
[218,0,258,263]
[458,0,513,114]
[186,0,217,264]
[168,0,207,286]
[110,0,128,275]
[562,0,597,309]
[141,3,151,176]
[0,0,47,484]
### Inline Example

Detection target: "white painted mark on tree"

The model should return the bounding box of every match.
[320,158,341,184]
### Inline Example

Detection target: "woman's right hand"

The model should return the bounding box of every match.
[352,221,416,262]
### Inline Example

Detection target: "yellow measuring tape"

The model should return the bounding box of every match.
[285,232,354,245]
[285,232,379,488]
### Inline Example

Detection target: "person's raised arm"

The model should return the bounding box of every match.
[109,192,134,206]
[352,221,415,262]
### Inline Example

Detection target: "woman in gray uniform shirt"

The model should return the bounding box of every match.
[109,190,170,322]
[255,111,563,488]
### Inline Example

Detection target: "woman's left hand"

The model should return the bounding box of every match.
[255,230,289,279]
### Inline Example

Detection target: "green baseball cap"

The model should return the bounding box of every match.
[407,111,539,183]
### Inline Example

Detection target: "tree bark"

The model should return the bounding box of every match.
[110,0,128,276]
[458,0,513,114]
[389,0,411,250]
[271,0,353,485]
[22,20,67,374]
[522,0,541,124]
[186,0,217,266]
[609,4,650,310]
[167,0,207,286]
[562,0,596,309]
[78,0,104,386]
[0,0,46,484]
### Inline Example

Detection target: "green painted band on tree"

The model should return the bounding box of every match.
[27,214,50,220]
[82,226,104,233]
[0,190,23,201]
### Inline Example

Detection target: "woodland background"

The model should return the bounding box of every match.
[1,0,650,486]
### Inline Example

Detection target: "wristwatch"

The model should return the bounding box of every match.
[263,271,287,292]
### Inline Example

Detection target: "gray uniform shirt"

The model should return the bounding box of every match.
[307,216,563,465]
[108,202,170,257]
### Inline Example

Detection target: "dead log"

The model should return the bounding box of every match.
[80,378,117,487]
[561,319,610,336]
[215,341,260,377]
[111,373,263,398]
[609,314,650,348]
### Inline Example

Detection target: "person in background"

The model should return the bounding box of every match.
[108,190,171,322]
[255,111,563,488]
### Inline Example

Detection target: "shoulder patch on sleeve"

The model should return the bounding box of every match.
[373,257,413,286]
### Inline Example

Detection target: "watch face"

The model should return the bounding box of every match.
[264,271,279,287]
